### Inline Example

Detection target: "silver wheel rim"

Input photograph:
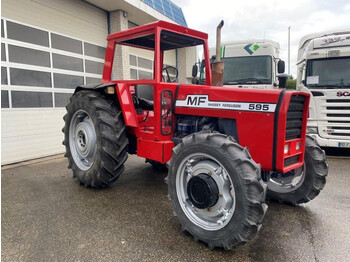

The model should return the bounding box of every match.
[69,110,97,170]
[176,153,236,231]
[267,164,306,193]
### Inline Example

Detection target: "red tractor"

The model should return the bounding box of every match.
[63,21,327,249]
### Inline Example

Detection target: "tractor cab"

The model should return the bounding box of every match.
[103,21,211,84]
[101,21,212,160]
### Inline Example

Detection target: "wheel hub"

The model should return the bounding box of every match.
[187,174,219,209]
[176,155,236,231]
[69,110,97,170]
[78,131,86,147]
[74,121,95,158]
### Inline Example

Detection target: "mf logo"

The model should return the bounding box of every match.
[186,95,208,106]
[244,43,260,55]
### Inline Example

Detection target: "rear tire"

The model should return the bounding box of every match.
[63,90,128,188]
[266,135,327,205]
[167,132,267,250]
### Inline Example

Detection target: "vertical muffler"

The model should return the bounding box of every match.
[212,20,224,86]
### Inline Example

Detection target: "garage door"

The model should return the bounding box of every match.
[1,18,106,164]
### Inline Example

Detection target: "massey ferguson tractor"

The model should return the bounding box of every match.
[63,21,327,250]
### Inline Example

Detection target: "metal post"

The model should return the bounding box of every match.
[288,26,291,76]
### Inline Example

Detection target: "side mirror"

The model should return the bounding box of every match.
[277,73,288,88]
[192,64,198,78]
[192,77,199,84]
[278,60,285,74]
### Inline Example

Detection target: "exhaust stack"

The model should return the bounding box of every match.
[212,20,224,86]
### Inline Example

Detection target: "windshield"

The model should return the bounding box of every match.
[306,57,350,88]
[222,56,272,84]
[199,56,272,85]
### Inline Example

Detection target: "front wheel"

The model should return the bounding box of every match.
[266,135,328,205]
[167,132,267,250]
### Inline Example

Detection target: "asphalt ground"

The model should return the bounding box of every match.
[2,153,350,262]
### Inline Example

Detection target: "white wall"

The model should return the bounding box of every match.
[1,0,107,164]
[1,0,183,165]
[1,109,66,164]
[1,0,108,46]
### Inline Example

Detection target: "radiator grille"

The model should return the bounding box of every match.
[284,155,299,167]
[285,95,306,140]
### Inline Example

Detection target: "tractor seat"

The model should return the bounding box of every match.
[135,84,154,111]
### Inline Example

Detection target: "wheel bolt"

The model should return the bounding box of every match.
[219,194,223,198]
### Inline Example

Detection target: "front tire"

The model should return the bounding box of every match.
[63,91,128,188]
[167,132,267,250]
[266,135,328,205]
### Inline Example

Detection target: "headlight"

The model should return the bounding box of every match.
[284,144,289,154]
[296,141,300,151]
[307,127,318,134]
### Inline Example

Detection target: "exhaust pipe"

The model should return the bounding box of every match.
[215,20,224,63]
[212,20,224,86]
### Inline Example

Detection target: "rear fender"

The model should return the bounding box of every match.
[74,82,138,128]
[74,82,116,94]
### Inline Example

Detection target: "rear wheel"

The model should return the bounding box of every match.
[63,90,128,188]
[266,135,327,205]
[167,132,267,250]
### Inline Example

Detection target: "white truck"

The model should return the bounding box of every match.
[296,30,350,148]
[198,39,285,88]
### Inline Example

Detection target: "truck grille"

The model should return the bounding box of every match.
[285,95,305,141]
[323,99,350,138]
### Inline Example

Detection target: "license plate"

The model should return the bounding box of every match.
[338,142,350,148]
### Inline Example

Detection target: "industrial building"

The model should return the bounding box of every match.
[1,0,193,164]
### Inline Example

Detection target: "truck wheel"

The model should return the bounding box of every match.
[167,132,267,250]
[266,135,327,205]
[63,90,128,188]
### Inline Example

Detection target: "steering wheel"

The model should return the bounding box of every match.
[132,94,139,107]
[161,66,178,83]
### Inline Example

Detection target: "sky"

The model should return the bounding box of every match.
[172,0,350,77]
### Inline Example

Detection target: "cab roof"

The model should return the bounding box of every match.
[298,29,350,49]
[106,20,207,51]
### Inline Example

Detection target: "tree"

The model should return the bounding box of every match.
[286,79,296,89]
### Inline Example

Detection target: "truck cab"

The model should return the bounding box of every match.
[296,31,350,148]
[199,39,285,89]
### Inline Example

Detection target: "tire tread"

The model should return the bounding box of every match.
[63,90,128,188]
[167,131,267,250]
